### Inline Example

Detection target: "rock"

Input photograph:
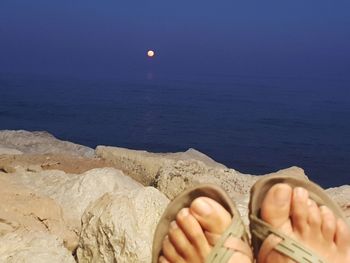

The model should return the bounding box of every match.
[0,173,77,251]
[0,147,22,155]
[155,160,252,199]
[8,167,142,251]
[0,153,117,174]
[77,187,169,263]
[164,148,226,169]
[0,229,75,263]
[96,145,308,224]
[95,146,225,185]
[0,130,94,157]
[95,146,172,185]
[0,164,16,174]
[326,185,350,222]
[10,166,142,217]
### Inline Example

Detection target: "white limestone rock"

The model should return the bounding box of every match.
[326,185,350,221]
[0,229,75,263]
[95,145,226,185]
[0,173,77,251]
[96,145,308,225]
[5,167,142,253]
[0,147,23,155]
[77,186,169,263]
[0,130,94,157]
[11,167,142,228]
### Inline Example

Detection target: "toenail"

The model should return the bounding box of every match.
[307,199,313,206]
[170,221,178,229]
[163,235,169,244]
[320,206,331,214]
[159,256,167,263]
[178,208,189,219]
[273,186,291,205]
[295,187,307,199]
[191,198,212,216]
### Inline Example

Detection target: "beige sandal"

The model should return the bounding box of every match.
[152,184,253,263]
[249,174,349,263]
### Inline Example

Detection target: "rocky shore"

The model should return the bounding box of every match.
[0,130,349,262]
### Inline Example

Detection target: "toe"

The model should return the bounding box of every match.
[176,208,211,260]
[307,199,322,231]
[260,183,292,228]
[190,196,253,263]
[320,206,337,242]
[162,235,185,263]
[168,221,197,261]
[335,218,350,250]
[158,256,170,263]
[291,187,309,234]
[190,197,231,237]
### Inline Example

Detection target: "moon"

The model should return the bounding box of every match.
[147,50,155,57]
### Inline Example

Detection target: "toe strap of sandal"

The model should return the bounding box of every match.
[250,215,326,263]
[205,216,253,263]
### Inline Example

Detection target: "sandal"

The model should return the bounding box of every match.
[249,174,349,263]
[152,184,253,263]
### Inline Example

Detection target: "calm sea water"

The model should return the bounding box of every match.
[0,74,349,187]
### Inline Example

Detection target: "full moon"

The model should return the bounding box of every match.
[147,50,155,57]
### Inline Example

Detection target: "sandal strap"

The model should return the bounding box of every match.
[206,214,252,263]
[250,215,326,263]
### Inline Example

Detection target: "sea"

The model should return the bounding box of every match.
[0,73,349,188]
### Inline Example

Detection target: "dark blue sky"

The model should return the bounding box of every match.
[1,0,349,79]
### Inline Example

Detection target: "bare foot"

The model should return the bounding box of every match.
[159,197,252,263]
[258,183,350,263]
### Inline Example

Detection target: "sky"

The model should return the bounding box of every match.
[1,0,350,79]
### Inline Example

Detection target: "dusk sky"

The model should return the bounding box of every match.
[1,0,349,79]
